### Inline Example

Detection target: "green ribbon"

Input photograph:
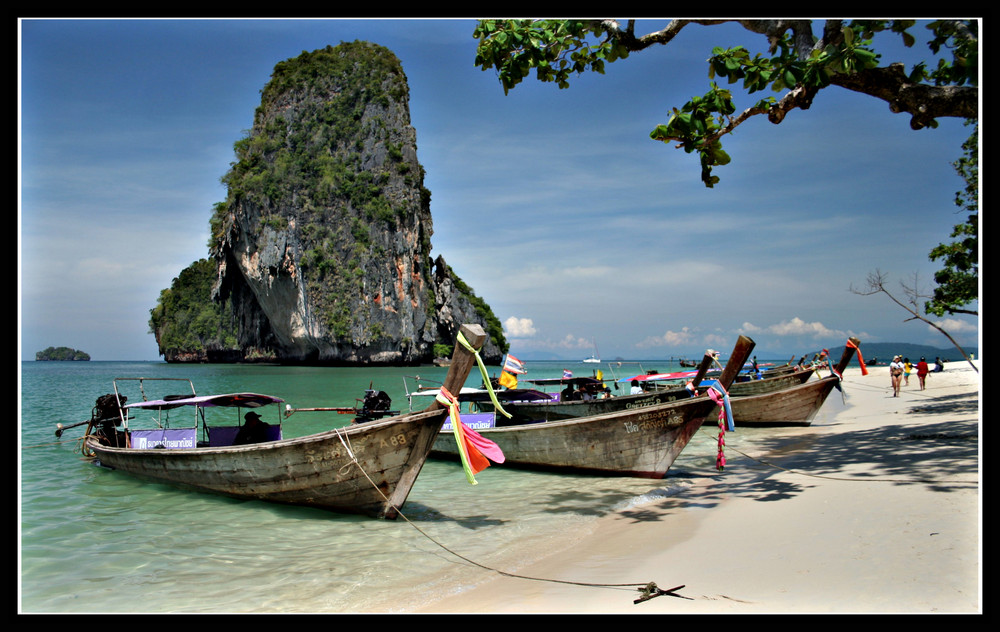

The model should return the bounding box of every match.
[435,387,478,485]
[457,331,511,418]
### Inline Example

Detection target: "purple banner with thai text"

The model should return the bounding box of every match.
[132,428,197,450]
[441,413,496,431]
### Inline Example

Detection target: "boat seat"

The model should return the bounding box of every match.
[207,425,282,447]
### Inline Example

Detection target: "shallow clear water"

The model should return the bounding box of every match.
[19,359,816,613]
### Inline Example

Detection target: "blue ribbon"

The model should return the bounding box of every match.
[709,382,735,432]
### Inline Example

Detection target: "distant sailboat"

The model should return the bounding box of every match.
[583,340,601,363]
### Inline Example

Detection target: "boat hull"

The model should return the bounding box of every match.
[432,335,756,478]
[89,404,446,519]
[724,339,859,427]
[433,395,723,478]
[504,368,813,423]
[729,368,813,395]
[502,387,697,423]
[727,375,842,427]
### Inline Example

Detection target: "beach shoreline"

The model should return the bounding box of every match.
[414,361,981,614]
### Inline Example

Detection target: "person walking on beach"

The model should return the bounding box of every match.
[903,358,913,386]
[916,357,930,390]
[889,355,905,397]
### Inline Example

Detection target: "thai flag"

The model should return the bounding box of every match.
[563,369,573,379]
[503,354,527,374]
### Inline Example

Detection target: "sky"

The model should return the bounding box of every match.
[18,18,981,362]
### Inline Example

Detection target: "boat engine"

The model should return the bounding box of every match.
[90,393,129,447]
[354,390,395,423]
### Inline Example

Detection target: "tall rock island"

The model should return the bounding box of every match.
[151,42,505,364]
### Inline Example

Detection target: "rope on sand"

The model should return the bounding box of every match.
[339,432,690,605]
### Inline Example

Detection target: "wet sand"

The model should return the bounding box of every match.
[415,361,981,614]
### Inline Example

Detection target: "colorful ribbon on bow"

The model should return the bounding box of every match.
[825,349,848,400]
[435,386,505,485]
[846,339,868,375]
[457,331,512,419]
[685,381,699,398]
[707,382,734,471]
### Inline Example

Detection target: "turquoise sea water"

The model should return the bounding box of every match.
[19,358,828,613]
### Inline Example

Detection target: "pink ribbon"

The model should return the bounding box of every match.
[708,383,732,471]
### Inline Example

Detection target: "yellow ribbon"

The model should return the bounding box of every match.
[457,331,511,418]
[435,386,478,485]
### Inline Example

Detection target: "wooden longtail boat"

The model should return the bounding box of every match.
[81,324,487,519]
[640,357,798,393]
[497,354,716,423]
[430,335,756,478]
[725,338,861,427]
[498,357,814,424]
[729,367,814,394]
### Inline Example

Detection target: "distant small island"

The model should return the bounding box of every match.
[36,346,90,361]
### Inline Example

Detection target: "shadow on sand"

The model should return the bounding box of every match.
[613,389,979,524]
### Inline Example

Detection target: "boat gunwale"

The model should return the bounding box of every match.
[728,370,842,404]
[86,407,446,456]
[473,388,722,434]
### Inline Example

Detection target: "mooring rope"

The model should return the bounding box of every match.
[333,423,680,601]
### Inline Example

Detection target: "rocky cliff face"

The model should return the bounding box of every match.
[207,42,504,364]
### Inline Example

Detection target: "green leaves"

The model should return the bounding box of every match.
[473,19,626,95]
[473,19,977,188]
[925,19,978,86]
[925,121,978,317]
[709,46,777,94]
[649,83,738,187]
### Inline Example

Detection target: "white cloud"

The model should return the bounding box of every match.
[930,318,978,335]
[740,317,846,340]
[19,19,974,361]
[553,334,592,350]
[504,316,537,337]
[635,327,700,349]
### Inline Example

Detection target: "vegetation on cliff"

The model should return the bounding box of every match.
[149,259,240,361]
[35,346,90,361]
[213,42,434,343]
[446,263,506,353]
[151,41,506,363]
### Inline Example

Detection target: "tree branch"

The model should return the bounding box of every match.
[829,63,978,128]
[850,270,978,372]
[602,19,978,130]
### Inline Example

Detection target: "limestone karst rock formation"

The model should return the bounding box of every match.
[155,41,505,364]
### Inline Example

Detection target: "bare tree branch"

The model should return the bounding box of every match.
[850,270,978,372]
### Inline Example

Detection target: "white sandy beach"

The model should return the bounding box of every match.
[415,361,981,614]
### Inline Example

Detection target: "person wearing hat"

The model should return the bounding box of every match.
[889,355,905,397]
[234,410,271,445]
